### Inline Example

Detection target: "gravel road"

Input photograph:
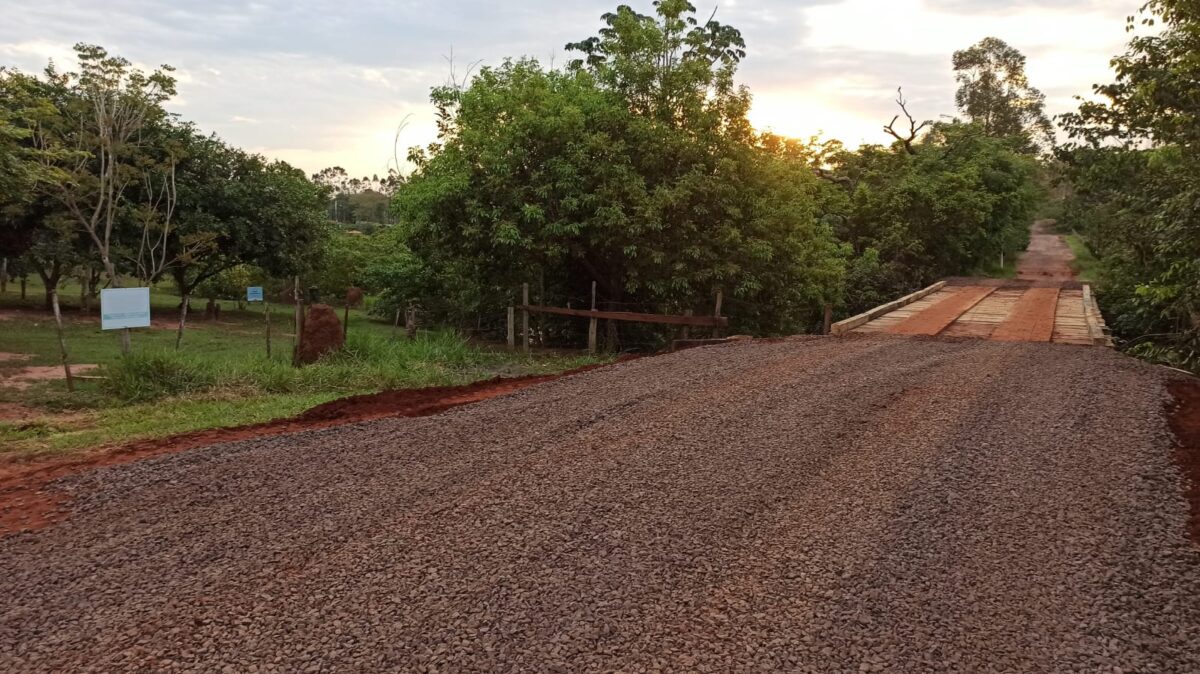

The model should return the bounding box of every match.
[3,335,1199,672]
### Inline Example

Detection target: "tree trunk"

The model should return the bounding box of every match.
[265,301,272,359]
[20,277,27,301]
[38,267,61,312]
[0,258,7,294]
[175,293,190,350]
[50,288,74,393]
[292,276,302,367]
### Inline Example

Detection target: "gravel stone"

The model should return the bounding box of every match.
[2,335,1199,672]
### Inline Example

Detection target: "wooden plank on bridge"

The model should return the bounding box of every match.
[991,287,1060,342]
[886,286,996,336]
[831,281,947,336]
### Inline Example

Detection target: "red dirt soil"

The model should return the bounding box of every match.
[1169,378,1200,546]
[0,360,626,537]
[991,287,1060,343]
[1016,220,1077,282]
[297,304,344,364]
[888,286,995,336]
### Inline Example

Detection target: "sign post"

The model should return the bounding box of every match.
[100,288,151,331]
[247,287,269,358]
[101,287,150,356]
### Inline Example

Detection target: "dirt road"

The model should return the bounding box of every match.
[1017,219,1077,282]
[2,336,1199,672]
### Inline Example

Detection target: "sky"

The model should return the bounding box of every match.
[0,0,1139,178]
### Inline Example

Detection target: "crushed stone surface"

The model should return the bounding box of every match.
[2,335,1198,672]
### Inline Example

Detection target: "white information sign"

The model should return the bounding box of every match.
[100,288,152,330]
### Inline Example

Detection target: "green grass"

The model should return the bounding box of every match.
[0,277,606,458]
[1063,233,1102,284]
[971,251,1020,280]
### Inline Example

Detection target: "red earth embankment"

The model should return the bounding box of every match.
[1169,378,1200,545]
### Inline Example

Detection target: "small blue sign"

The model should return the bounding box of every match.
[247,286,264,302]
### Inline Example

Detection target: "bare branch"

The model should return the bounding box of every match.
[883,87,931,155]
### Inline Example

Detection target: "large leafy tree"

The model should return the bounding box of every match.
[46,44,178,291]
[953,37,1053,152]
[396,2,844,338]
[1058,1,1200,369]
[164,132,327,302]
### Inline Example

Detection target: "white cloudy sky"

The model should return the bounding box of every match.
[0,0,1137,177]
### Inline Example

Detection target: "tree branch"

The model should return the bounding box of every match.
[883,87,930,155]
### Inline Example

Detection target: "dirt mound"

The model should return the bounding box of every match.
[302,374,568,422]
[297,303,343,364]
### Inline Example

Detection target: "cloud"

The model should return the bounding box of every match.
[0,0,1138,174]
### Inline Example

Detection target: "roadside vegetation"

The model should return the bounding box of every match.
[0,278,601,457]
[1061,234,1101,284]
[1056,1,1200,371]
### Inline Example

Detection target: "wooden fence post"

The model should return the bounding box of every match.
[507,306,516,350]
[343,302,350,340]
[49,289,74,392]
[522,283,530,355]
[405,304,417,340]
[392,308,401,339]
[681,309,693,341]
[587,281,598,355]
[292,276,302,367]
[712,290,724,338]
[265,300,272,359]
[823,303,833,336]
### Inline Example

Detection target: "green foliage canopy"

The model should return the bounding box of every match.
[1058,1,1200,369]
[395,1,845,337]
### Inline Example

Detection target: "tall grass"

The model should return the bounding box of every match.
[101,330,508,403]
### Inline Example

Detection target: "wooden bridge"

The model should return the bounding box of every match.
[832,280,1111,346]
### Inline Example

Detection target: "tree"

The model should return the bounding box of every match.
[1057,1,1200,370]
[50,45,177,286]
[18,44,179,353]
[953,37,1053,152]
[565,0,747,128]
[166,137,327,347]
[396,3,844,339]
[883,88,930,156]
[825,120,1039,305]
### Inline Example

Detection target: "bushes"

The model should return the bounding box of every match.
[1059,146,1200,370]
[392,5,847,340]
[101,331,495,403]
[827,123,1040,313]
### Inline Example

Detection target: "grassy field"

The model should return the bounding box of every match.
[1063,233,1102,283]
[0,278,605,459]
